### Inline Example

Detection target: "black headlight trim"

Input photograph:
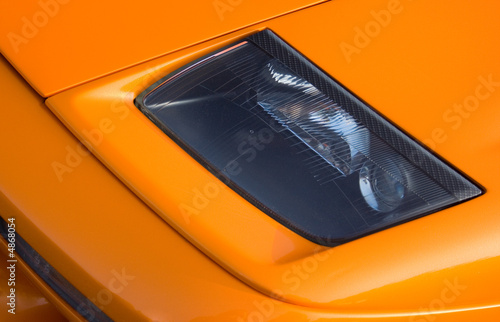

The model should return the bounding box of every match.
[135,29,483,246]
[248,30,480,201]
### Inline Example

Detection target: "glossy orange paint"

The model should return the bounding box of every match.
[0,0,327,96]
[46,0,500,314]
[0,50,333,322]
[1,0,500,321]
[7,43,497,321]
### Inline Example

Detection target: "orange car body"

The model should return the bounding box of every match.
[1,0,499,321]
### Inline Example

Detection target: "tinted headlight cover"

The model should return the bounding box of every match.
[136,30,482,246]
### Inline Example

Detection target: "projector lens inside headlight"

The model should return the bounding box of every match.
[359,159,406,213]
[136,30,482,246]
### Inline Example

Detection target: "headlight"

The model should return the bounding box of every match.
[135,30,482,246]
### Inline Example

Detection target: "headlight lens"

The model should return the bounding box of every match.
[136,30,482,246]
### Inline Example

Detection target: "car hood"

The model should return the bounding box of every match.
[0,0,326,96]
[2,0,500,314]
[43,0,500,311]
